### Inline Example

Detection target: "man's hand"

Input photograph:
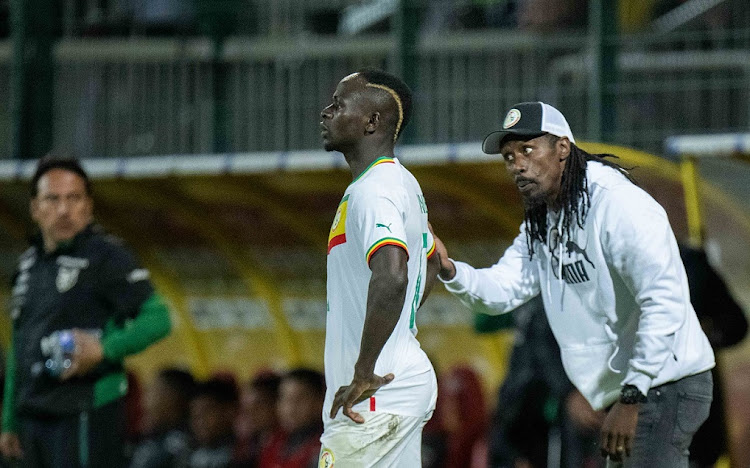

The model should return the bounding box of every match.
[600,402,639,461]
[60,329,104,381]
[427,224,455,280]
[566,390,605,431]
[0,432,23,459]
[329,372,394,424]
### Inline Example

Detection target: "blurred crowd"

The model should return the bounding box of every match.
[121,367,325,468]
[119,364,491,468]
[0,0,745,40]
[115,363,493,468]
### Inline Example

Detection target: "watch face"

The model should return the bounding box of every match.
[620,385,645,404]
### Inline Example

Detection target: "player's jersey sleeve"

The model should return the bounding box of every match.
[352,185,410,266]
[425,228,436,259]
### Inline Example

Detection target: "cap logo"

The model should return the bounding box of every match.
[503,109,521,129]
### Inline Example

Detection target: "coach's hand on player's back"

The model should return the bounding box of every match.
[330,372,395,424]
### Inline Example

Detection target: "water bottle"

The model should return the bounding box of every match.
[39,329,101,377]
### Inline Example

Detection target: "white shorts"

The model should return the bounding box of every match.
[319,410,432,468]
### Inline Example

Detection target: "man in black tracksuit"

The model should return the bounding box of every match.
[0,156,171,467]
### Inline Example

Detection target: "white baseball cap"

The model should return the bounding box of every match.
[482,101,575,154]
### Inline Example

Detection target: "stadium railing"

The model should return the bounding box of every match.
[0,26,749,159]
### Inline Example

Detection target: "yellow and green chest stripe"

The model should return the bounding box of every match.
[328,195,349,254]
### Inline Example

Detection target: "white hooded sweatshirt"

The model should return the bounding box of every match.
[441,161,715,410]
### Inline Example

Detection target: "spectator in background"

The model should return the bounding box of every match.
[128,0,197,35]
[233,371,281,467]
[420,0,590,35]
[679,244,748,468]
[125,371,145,459]
[0,156,171,467]
[429,365,488,468]
[130,368,195,468]
[516,0,587,31]
[258,368,324,468]
[188,377,239,468]
[422,0,516,34]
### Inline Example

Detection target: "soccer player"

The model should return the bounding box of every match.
[432,102,715,466]
[319,69,440,466]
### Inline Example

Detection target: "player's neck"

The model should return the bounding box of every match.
[346,142,394,181]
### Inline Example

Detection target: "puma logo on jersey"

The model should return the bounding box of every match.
[376,223,392,233]
[565,241,595,269]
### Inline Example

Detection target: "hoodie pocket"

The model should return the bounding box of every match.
[559,342,622,409]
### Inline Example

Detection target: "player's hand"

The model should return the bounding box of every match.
[600,402,639,461]
[329,372,395,424]
[0,432,23,459]
[427,223,455,280]
[60,329,104,381]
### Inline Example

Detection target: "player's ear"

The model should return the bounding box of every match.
[365,112,380,135]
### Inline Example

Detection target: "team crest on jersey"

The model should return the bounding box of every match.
[328,195,349,254]
[319,449,334,468]
[55,256,88,293]
[56,266,80,293]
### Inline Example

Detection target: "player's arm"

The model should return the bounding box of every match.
[357,245,409,375]
[419,224,440,307]
[329,245,406,423]
[419,247,440,307]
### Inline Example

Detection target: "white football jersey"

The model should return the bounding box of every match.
[324,156,437,424]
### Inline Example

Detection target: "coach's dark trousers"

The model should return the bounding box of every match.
[18,399,125,468]
[606,370,713,468]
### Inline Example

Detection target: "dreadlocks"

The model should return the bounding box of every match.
[524,139,637,258]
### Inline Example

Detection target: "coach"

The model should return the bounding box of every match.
[0,156,171,466]
[432,102,715,466]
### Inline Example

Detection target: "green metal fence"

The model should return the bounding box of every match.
[1,25,750,158]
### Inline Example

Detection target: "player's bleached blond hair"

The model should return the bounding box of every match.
[365,83,403,142]
[357,68,413,143]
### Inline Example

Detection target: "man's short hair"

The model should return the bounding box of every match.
[194,377,239,405]
[283,368,326,399]
[158,368,196,405]
[249,370,282,401]
[357,68,413,140]
[31,154,91,197]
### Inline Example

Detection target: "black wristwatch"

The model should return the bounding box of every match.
[620,385,647,404]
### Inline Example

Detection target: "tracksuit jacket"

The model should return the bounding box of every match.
[3,224,171,430]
